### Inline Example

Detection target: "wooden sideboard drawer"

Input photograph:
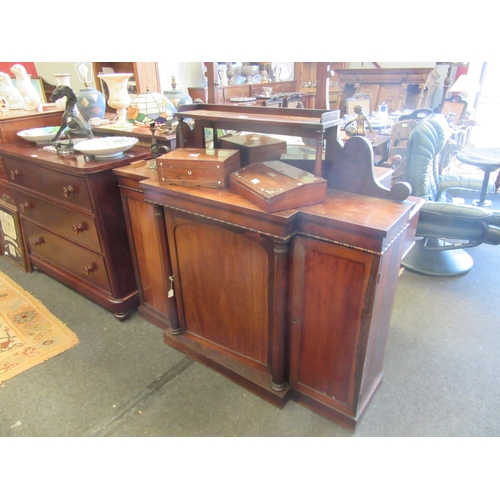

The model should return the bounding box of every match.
[14,190,101,252]
[23,221,111,293]
[3,158,92,211]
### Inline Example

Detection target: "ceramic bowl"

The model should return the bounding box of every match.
[73,137,138,158]
[17,126,60,144]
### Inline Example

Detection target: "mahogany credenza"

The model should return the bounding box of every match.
[0,142,151,320]
[114,104,423,429]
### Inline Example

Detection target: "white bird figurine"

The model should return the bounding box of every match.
[10,64,42,111]
[0,72,25,109]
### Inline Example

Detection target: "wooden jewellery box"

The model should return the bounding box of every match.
[157,148,241,188]
[219,133,287,167]
[229,160,327,213]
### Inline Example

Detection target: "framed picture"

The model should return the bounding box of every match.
[0,199,29,271]
[12,76,47,103]
[346,93,372,115]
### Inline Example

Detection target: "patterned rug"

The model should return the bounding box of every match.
[0,271,79,383]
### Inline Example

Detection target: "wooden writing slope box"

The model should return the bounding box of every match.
[219,134,287,167]
[229,160,327,213]
[157,148,240,188]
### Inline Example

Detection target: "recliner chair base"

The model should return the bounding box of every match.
[402,238,474,277]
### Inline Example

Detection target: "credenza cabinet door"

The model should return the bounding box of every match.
[289,235,378,422]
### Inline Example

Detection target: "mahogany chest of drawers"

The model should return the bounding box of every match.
[0,142,151,320]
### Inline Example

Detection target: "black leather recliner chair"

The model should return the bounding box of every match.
[399,112,500,276]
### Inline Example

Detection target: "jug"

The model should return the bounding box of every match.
[376,103,389,124]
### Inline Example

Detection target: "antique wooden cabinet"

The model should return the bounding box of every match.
[140,179,421,429]
[188,81,297,105]
[111,104,422,428]
[0,142,151,319]
[111,105,420,429]
[336,67,440,114]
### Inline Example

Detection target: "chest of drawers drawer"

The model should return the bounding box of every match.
[13,190,101,252]
[3,158,92,211]
[23,220,111,293]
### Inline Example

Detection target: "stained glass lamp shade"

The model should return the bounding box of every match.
[127,92,176,126]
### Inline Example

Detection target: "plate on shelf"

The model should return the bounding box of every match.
[17,126,60,144]
[272,62,292,81]
[229,97,256,103]
[73,137,138,158]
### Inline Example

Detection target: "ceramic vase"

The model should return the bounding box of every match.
[76,87,106,122]
[98,73,133,128]
[163,77,192,110]
[54,74,71,87]
[241,65,259,84]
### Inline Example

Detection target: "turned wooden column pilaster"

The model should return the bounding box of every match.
[271,238,290,391]
[153,205,181,335]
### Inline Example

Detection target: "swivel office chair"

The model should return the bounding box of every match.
[400,112,500,276]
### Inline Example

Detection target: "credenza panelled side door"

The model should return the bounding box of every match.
[288,234,380,425]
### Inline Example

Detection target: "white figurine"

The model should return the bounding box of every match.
[10,64,42,111]
[0,72,25,109]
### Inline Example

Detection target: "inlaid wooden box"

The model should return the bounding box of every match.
[229,160,327,213]
[219,134,287,167]
[157,148,241,188]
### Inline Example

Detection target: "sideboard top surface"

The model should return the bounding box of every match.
[0,142,151,174]
[140,177,418,248]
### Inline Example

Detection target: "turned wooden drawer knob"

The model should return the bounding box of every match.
[72,223,85,234]
[9,169,20,180]
[62,185,74,197]
[31,237,44,247]
[20,201,31,212]
[83,264,95,275]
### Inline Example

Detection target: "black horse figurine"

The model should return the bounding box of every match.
[49,85,93,149]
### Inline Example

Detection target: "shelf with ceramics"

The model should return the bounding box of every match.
[190,62,297,105]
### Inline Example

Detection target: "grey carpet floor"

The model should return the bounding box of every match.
[2,194,498,499]
[0,231,498,438]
